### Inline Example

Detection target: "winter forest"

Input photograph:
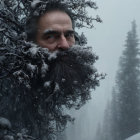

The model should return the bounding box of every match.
[0,0,140,140]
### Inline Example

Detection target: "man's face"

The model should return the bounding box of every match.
[36,11,75,51]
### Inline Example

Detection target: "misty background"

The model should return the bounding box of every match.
[64,0,140,140]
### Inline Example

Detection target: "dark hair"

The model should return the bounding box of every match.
[26,1,75,42]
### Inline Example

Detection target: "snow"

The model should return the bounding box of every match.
[27,63,37,72]
[3,135,14,140]
[41,47,49,54]
[31,0,41,8]
[13,70,22,76]
[48,51,58,60]
[29,45,39,56]
[62,78,66,82]
[125,133,140,140]
[0,117,11,129]
[0,28,5,31]
[10,30,17,37]
[41,61,49,77]
[44,81,51,88]
[4,38,10,44]
[54,83,60,91]
[73,81,78,84]
[0,1,4,10]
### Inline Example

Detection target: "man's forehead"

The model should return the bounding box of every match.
[39,10,71,22]
[37,12,73,31]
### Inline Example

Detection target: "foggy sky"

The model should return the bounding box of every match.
[65,1,140,140]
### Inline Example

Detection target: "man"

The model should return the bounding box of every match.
[36,10,75,51]
[26,1,76,51]
[0,1,100,139]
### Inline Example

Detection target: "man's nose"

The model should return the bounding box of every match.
[57,35,69,49]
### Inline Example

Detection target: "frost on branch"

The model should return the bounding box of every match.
[0,117,36,140]
[0,117,11,130]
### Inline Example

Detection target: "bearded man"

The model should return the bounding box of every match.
[0,1,101,139]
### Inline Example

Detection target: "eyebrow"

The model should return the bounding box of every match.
[64,30,75,35]
[42,29,75,37]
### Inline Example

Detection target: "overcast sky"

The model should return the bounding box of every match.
[65,1,140,140]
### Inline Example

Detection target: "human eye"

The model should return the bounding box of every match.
[45,34,55,39]
[44,34,56,43]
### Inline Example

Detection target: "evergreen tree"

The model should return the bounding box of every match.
[94,123,103,140]
[110,87,121,140]
[112,20,140,140]
[95,101,114,140]
[99,20,140,140]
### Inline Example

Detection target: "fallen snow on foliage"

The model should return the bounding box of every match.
[54,83,60,91]
[126,133,140,140]
[27,63,37,72]
[41,61,49,77]
[13,70,22,76]
[31,0,41,8]
[44,81,51,88]
[0,117,11,129]
[62,78,66,82]
[0,28,5,31]
[48,51,58,60]
[29,46,39,56]
[3,135,14,140]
